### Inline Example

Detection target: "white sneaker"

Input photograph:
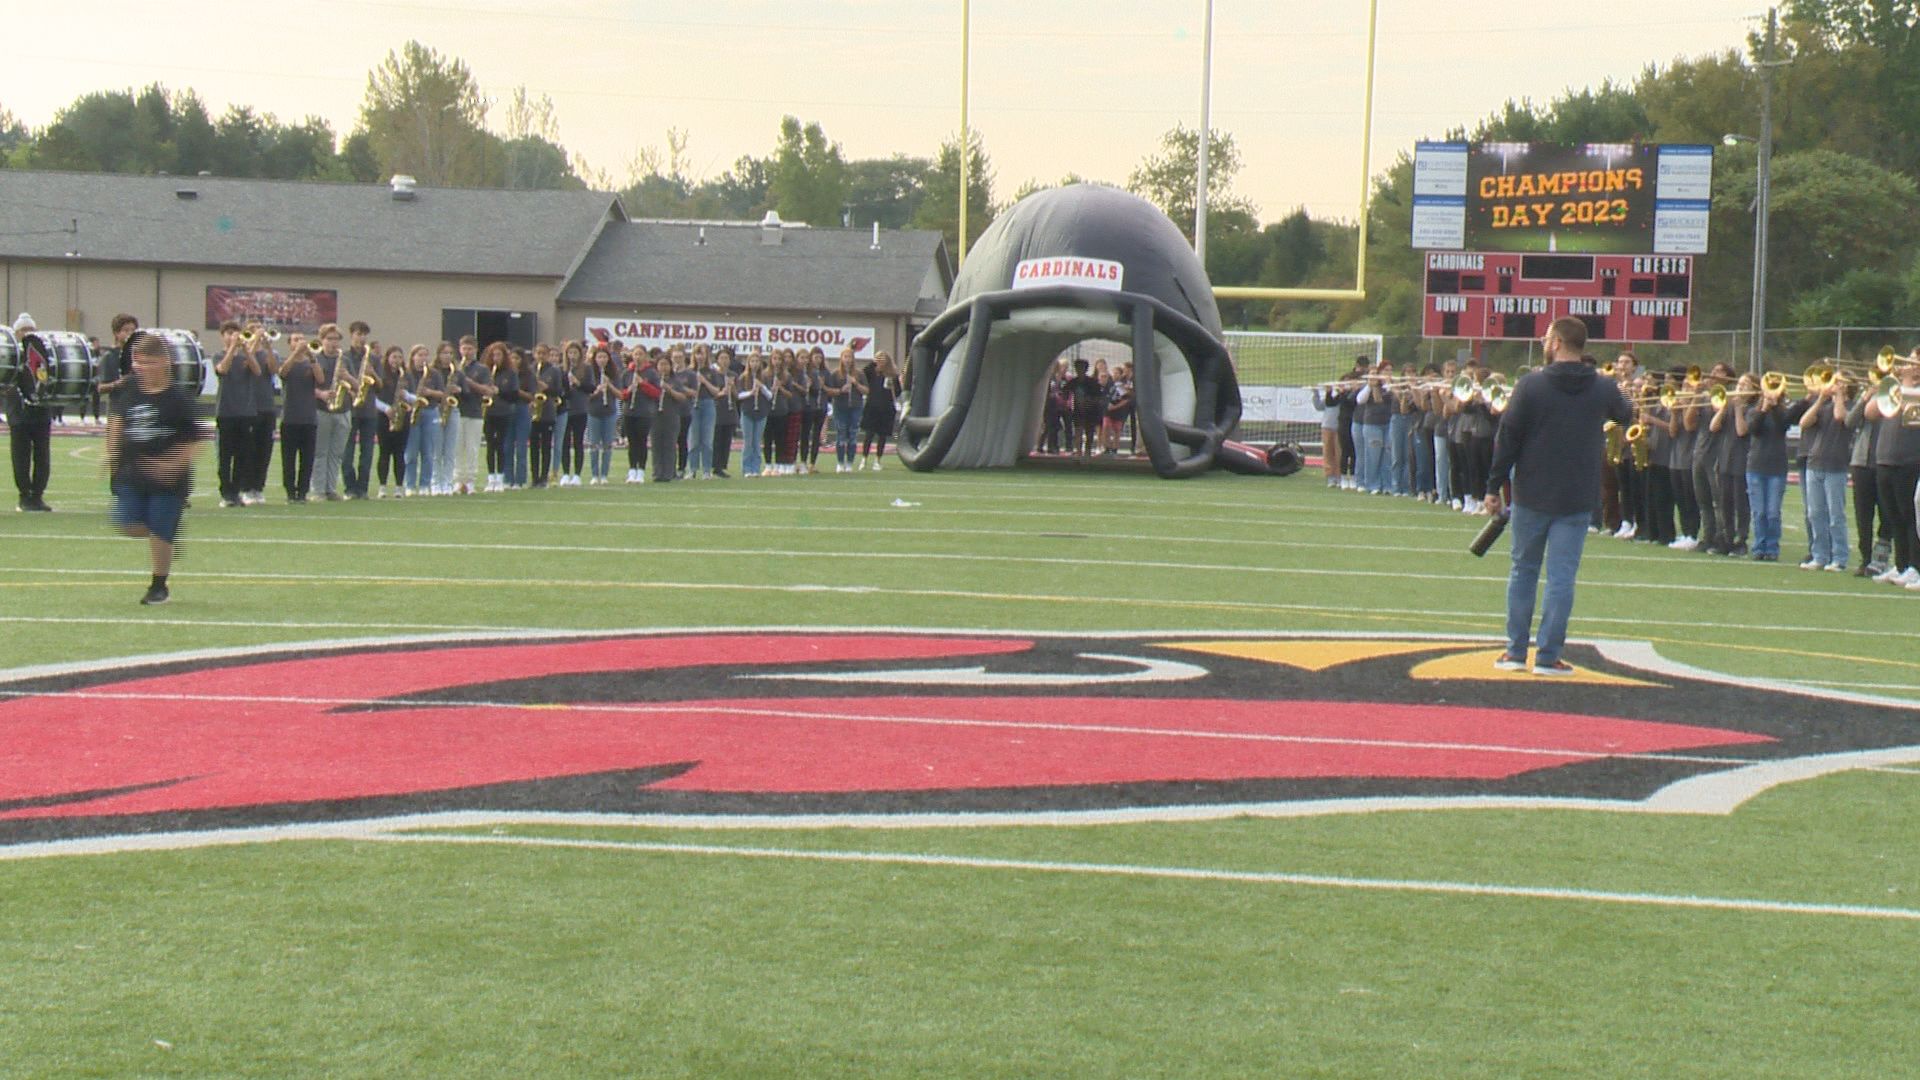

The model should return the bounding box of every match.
[1873,567,1903,583]
[871,459,881,471]
[637,471,646,483]
[1905,574,1920,591]
[857,457,868,471]
[1825,563,1847,572]
[1798,558,1823,570]
[1900,568,1920,588]
[1449,498,1463,511]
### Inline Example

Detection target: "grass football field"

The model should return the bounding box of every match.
[3,435,1918,1078]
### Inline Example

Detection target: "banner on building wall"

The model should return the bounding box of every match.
[205,286,339,333]
[583,317,878,359]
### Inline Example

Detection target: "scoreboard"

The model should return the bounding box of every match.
[1420,252,1693,344]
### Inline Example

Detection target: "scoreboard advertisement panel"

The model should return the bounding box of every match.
[1411,142,1713,255]
[1421,252,1693,344]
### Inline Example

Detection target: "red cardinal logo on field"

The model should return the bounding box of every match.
[2,630,1915,844]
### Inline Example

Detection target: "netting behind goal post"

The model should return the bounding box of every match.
[1226,331,1383,447]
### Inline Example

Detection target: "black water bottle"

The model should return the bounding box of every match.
[1469,510,1511,558]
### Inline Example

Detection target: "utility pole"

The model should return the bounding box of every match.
[1195,0,1215,265]
[1749,8,1787,375]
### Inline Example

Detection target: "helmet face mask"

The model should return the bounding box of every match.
[900,186,1241,478]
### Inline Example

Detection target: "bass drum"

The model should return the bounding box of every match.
[0,326,16,396]
[25,331,96,405]
[146,328,209,397]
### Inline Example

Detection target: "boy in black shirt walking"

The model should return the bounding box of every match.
[107,332,208,605]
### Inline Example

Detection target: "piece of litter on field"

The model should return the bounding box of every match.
[890,498,921,508]
[153,1040,173,1050]
[1338,987,1376,996]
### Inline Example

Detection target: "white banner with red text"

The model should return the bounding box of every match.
[583,317,878,360]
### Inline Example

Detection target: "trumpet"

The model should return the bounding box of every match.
[1870,376,1906,416]
[1486,380,1512,414]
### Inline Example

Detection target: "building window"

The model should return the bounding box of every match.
[442,308,538,349]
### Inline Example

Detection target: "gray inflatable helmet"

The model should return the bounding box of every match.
[899,183,1241,478]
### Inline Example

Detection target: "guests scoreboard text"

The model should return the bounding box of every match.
[1420,253,1693,344]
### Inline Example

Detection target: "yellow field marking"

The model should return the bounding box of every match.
[1408,649,1662,687]
[1158,639,1460,672]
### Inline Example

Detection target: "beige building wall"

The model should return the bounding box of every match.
[3,260,560,348]
[557,303,913,358]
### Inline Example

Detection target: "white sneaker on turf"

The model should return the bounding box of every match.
[871,459,882,471]
[1873,567,1903,583]
[1899,568,1920,588]
[1798,558,1823,570]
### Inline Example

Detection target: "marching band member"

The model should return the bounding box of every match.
[451,335,492,495]
[712,346,740,479]
[1846,374,1891,575]
[684,343,718,480]
[96,315,141,497]
[277,332,320,503]
[583,344,620,485]
[825,347,867,472]
[1713,372,1755,556]
[1737,371,1790,561]
[653,349,690,482]
[402,344,443,497]
[212,319,260,508]
[559,341,589,486]
[738,352,771,478]
[801,347,830,474]
[243,321,278,506]
[309,325,350,501]
[1867,354,1920,587]
[7,313,53,512]
[528,343,563,489]
[506,348,533,490]
[430,342,460,495]
[480,342,519,493]
[1456,362,1495,513]
[1686,363,1732,554]
[1799,370,1854,571]
[1665,367,1700,549]
[341,321,379,499]
[625,348,661,484]
[373,345,409,498]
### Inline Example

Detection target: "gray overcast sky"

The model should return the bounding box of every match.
[12,1,1763,221]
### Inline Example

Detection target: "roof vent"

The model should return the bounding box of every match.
[760,210,783,246]
[390,174,418,201]
[175,188,199,200]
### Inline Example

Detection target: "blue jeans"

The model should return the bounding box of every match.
[405,412,440,491]
[689,398,716,475]
[833,402,861,465]
[1804,468,1849,567]
[1746,471,1787,558]
[551,410,568,468]
[1357,423,1388,493]
[1433,434,1453,504]
[740,414,766,476]
[1412,427,1435,496]
[1387,413,1411,494]
[508,404,531,486]
[1505,504,1591,666]
[587,413,617,480]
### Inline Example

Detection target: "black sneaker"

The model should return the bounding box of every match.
[1729,542,1749,557]
[140,584,170,606]
[713,469,730,479]
[27,497,51,512]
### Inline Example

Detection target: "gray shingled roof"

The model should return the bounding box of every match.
[561,221,950,316]
[0,171,621,278]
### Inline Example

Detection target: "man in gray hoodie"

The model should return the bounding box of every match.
[1486,316,1631,675]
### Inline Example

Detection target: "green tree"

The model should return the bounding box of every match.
[1126,124,1256,238]
[497,87,581,190]
[912,128,995,250]
[768,116,848,225]
[845,155,931,229]
[356,41,491,186]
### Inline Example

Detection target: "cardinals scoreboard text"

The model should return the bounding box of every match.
[1421,253,1692,344]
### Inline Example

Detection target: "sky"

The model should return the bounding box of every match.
[9,0,1766,223]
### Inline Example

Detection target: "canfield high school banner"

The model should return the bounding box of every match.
[584,317,878,359]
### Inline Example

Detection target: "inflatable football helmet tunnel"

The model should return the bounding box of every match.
[899,184,1242,479]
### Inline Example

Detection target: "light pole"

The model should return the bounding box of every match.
[1730,10,1788,375]
[1195,0,1215,265]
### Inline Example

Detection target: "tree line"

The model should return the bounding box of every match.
[6,5,1919,354]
